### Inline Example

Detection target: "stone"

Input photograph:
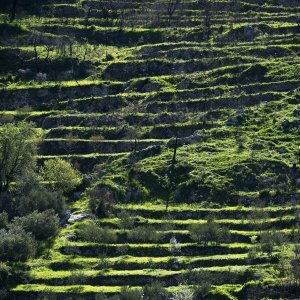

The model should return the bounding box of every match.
[167,132,202,148]
[62,232,77,241]
[68,212,94,223]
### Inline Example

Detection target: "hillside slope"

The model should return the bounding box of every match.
[0,0,300,299]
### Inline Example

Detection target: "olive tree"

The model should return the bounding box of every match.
[0,122,38,193]
[40,158,82,194]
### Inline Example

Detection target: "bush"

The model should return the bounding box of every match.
[259,189,271,199]
[0,227,36,262]
[0,263,10,288]
[89,185,116,217]
[17,188,65,217]
[78,221,117,243]
[119,286,143,300]
[127,226,162,243]
[142,282,168,300]
[189,221,230,245]
[118,211,135,231]
[170,288,194,300]
[0,211,8,229]
[13,210,59,240]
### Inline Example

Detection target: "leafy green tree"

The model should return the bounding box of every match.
[118,211,135,231]
[0,263,10,288]
[0,122,38,193]
[40,158,82,194]
[78,222,117,244]
[0,212,8,230]
[259,230,288,257]
[16,187,65,217]
[0,226,36,262]
[13,210,59,240]
[189,221,230,246]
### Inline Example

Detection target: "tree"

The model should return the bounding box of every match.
[189,221,230,245]
[13,210,59,240]
[259,230,287,257]
[0,122,38,193]
[6,0,50,22]
[166,0,181,21]
[0,226,36,262]
[291,245,300,285]
[40,158,82,194]
[142,282,168,300]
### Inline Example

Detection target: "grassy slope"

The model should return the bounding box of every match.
[0,0,300,299]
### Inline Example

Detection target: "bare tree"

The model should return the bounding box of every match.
[166,0,181,21]
[198,0,212,33]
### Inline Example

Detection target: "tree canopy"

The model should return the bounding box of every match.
[0,122,38,193]
[40,158,82,194]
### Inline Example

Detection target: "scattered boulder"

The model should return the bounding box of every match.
[167,132,201,148]
[36,72,47,82]
[62,232,77,241]
[17,68,33,78]
[68,212,94,223]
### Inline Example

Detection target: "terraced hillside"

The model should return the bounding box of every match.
[0,0,300,299]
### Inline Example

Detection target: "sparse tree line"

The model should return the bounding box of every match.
[0,122,82,295]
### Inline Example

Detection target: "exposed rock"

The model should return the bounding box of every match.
[36,72,47,82]
[167,132,201,148]
[68,211,94,223]
[17,68,33,77]
[62,232,77,241]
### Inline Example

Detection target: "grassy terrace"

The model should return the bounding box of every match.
[0,0,299,299]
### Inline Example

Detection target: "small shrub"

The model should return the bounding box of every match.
[78,221,117,243]
[118,211,135,231]
[89,185,116,217]
[259,189,271,199]
[142,282,168,300]
[0,211,8,229]
[169,288,194,300]
[0,263,10,288]
[67,270,87,285]
[127,226,162,243]
[119,286,143,300]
